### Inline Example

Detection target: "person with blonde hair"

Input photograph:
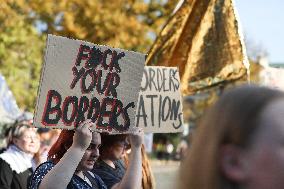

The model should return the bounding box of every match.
[179,85,284,189]
[0,121,40,189]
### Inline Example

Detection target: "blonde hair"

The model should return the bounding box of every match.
[179,85,284,189]
[7,122,36,146]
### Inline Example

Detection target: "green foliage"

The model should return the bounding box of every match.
[27,0,178,52]
[0,1,44,111]
[0,0,178,111]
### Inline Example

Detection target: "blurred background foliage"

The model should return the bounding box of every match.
[0,1,266,152]
[0,0,179,111]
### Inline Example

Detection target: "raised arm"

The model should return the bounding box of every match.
[112,128,143,189]
[39,120,93,189]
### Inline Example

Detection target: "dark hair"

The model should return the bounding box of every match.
[179,85,284,189]
[99,134,128,156]
[37,128,50,134]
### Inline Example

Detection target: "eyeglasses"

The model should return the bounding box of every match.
[86,143,101,150]
[20,134,39,142]
[115,141,131,150]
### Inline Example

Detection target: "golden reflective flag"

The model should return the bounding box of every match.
[146,0,249,95]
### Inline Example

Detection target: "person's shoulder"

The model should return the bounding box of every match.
[116,159,125,165]
[39,161,54,166]
[0,157,12,172]
[0,148,6,154]
[28,161,54,189]
[86,171,108,189]
[36,161,54,171]
[93,159,108,169]
[32,161,54,178]
[114,159,125,169]
[0,157,9,165]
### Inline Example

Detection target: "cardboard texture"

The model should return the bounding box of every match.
[135,66,184,133]
[34,34,145,133]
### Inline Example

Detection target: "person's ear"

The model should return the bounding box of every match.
[220,144,248,182]
[12,138,20,146]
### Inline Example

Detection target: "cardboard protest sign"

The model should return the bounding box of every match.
[135,66,184,133]
[34,34,145,133]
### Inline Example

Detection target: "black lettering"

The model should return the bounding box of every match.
[146,95,158,126]
[105,72,120,98]
[42,90,62,126]
[158,94,162,127]
[172,69,180,91]
[109,51,125,73]
[96,70,108,95]
[169,69,178,91]
[75,44,90,66]
[162,68,169,92]
[172,113,183,129]
[120,102,135,131]
[62,96,78,126]
[86,47,103,69]
[81,68,95,93]
[170,99,181,120]
[101,49,113,70]
[88,97,100,122]
[161,96,171,121]
[109,99,122,130]
[70,67,85,89]
[136,95,147,127]
[75,96,90,125]
[140,69,148,91]
[111,100,135,132]
[149,68,157,91]
[97,97,113,129]
[157,68,163,92]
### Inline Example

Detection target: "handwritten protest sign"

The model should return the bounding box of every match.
[34,35,145,133]
[135,66,184,133]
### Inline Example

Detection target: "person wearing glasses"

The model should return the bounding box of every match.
[29,119,143,189]
[93,133,143,189]
[0,122,40,189]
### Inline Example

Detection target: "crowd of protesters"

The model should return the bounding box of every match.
[0,120,61,189]
[0,119,144,189]
[1,85,284,189]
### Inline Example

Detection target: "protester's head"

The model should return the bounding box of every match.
[48,130,101,171]
[8,122,40,155]
[77,132,101,171]
[179,85,284,189]
[99,134,130,160]
[37,128,60,152]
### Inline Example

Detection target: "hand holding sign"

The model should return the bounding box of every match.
[128,127,144,148]
[72,119,94,150]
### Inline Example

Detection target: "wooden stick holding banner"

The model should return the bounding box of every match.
[34,34,145,134]
[135,66,184,133]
